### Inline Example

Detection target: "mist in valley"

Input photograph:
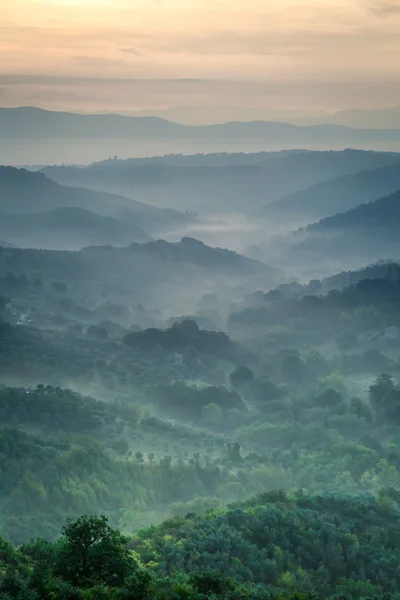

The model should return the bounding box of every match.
[2,1,400,596]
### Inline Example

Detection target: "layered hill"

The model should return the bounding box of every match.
[0,207,151,250]
[291,190,400,262]
[41,150,400,214]
[307,189,400,234]
[0,166,191,239]
[0,238,281,310]
[260,161,400,224]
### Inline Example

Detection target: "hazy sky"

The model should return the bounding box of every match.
[1,0,400,112]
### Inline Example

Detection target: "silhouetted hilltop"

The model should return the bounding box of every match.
[3,107,400,147]
[0,166,189,233]
[261,161,400,223]
[307,189,400,233]
[0,207,151,249]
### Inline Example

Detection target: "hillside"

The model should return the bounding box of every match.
[0,207,151,249]
[41,149,400,214]
[2,490,400,599]
[0,166,189,234]
[307,190,400,234]
[260,161,400,224]
[0,238,280,311]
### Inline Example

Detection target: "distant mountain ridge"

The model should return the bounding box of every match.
[3,107,400,144]
[104,104,400,129]
[39,150,400,214]
[4,106,400,164]
[261,161,400,223]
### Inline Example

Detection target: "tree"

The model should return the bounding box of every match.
[369,373,400,422]
[229,365,254,389]
[200,403,223,428]
[55,515,135,587]
[250,375,282,405]
[135,451,144,462]
[112,439,129,456]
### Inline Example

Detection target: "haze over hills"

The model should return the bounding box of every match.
[4,107,400,164]
[0,238,281,311]
[260,160,400,224]
[13,104,400,129]
[289,189,400,264]
[40,149,400,214]
[105,104,400,131]
[331,105,400,129]
[307,190,400,234]
[6,0,400,595]
[0,166,192,242]
[0,207,151,250]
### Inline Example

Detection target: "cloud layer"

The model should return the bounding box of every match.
[1,0,400,110]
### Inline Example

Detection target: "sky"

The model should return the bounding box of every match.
[1,0,400,113]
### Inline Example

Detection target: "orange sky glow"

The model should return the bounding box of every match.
[1,0,400,111]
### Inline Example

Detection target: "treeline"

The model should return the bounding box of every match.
[230,276,400,333]
[125,319,244,362]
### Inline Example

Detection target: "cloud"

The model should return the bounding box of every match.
[73,55,126,66]
[369,0,400,16]
[121,47,145,56]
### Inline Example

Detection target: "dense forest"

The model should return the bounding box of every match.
[2,149,400,599]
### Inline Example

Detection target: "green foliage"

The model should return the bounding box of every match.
[125,319,240,361]
[229,365,254,389]
[55,515,135,587]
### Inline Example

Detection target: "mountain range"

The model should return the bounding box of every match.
[2,106,400,143]
[3,107,400,164]
[117,104,400,129]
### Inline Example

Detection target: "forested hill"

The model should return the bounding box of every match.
[0,239,280,313]
[1,491,400,599]
[288,190,400,262]
[134,490,400,597]
[0,238,275,281]
[306,189,400,233]
[0,166,188,234]
[261,161,400,223]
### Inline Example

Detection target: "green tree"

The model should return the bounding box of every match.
[55,515,135,587]
[200,403,223,428]
[229,365,254,389]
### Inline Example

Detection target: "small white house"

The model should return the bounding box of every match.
[385,326,400,340]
